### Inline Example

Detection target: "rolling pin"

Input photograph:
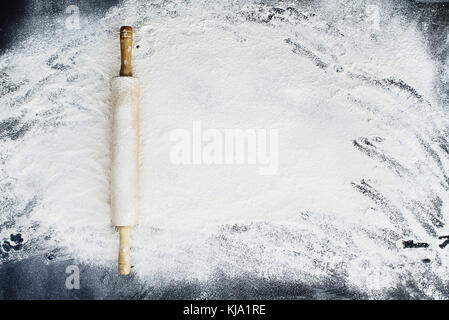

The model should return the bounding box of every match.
[110,26,140,275]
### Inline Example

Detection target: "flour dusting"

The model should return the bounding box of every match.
[1,0,449,298]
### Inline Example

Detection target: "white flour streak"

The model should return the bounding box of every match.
[1,0,449,298]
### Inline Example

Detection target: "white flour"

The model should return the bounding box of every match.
[1,0,449,298]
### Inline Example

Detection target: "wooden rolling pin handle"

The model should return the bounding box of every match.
[120,26,133,77]
[118,226,131,275]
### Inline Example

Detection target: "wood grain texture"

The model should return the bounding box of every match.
[118,226,131,275]
[120,26,133,77]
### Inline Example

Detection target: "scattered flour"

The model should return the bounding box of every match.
[1,0,449,298]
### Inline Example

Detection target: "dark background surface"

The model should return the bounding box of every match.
[0,0,123,53]
[0,0,448,299]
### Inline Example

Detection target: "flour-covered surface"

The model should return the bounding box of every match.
[1,0,449,299]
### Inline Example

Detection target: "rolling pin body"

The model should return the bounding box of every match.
[110,77,140,227]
